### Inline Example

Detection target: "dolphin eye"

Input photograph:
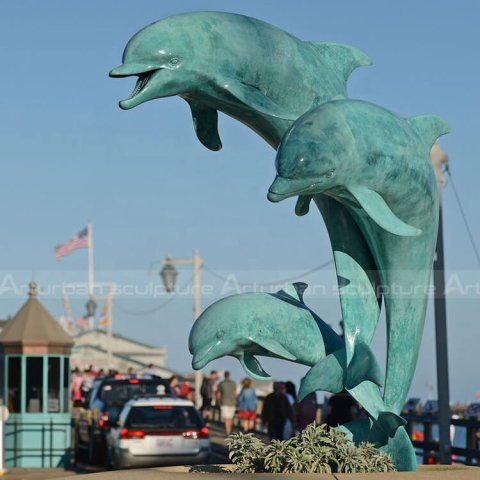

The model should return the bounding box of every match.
[169,56,181,68]
[216,329,224,340]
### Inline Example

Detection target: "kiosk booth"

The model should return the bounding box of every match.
[0,282,73,467]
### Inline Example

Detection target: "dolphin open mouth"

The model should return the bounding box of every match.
[126,72,153,100]
[109,64,162,110]
[117,70,159,110]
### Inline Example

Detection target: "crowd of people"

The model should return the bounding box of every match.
[70,364,191,404]
[71,365,362,440]
[200,370,364,440]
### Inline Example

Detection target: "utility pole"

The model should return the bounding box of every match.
[431,142,451,464]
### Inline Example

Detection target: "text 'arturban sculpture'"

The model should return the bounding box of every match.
[110,11,448,471]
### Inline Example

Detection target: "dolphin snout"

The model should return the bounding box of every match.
[268,176,293,202]
[109,63,158,77]
[192,352,210,370]
[268,176,317,202]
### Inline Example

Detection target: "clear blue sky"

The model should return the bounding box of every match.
[1,1,479,402]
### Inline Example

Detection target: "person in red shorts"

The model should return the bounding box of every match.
[237,378,257,432]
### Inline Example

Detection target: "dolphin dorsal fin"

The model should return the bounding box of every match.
[308,42,372,82]
[280,282,308,303]
[408,115,449,149]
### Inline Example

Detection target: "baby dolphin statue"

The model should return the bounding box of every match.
[190,282,381,387]
[269,99,449,417]
[189,282,405,446]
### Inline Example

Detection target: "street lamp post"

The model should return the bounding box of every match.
[160,250,203,408]
[430,142,451,464]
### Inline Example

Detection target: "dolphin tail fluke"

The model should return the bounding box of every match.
[380,426,417,472]
[408,115,449,150]
[298,343,383,401]
[308,42,372,82]
[339,419,416,472]
[298,351,344,402]
[346,341,384,389]
[367,411,407,447]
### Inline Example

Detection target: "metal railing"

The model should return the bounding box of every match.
[207,403,480,466]
[5,419,71,468]
[404,413,480,466]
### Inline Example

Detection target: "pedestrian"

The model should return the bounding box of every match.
[282,381,297,439]
[217,371,237,435]
[180,381,190,399]
[200,370,218,420]
[261,382,293,441]
[127,366,136,376]
[237,378,257,432]
[144,363,157,376]
[297,392,318,432]
[169,375,182,396]
[80,368,95,399]
[325,390,359,427]
[71,368,83,405]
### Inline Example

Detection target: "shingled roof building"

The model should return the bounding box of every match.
[0,282,73,467]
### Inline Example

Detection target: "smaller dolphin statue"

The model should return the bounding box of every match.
[189,282,381,390]
[189,282,406,457]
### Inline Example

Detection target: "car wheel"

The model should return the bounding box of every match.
[74,427,83,465]
[106,447,114,470]
[87,435,104,466]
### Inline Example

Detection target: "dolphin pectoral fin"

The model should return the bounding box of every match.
[347,185,422,236]
[308,42,372,82]
[238,352,272,380]
[346,342,383,389]
[295,195,312,216]
[252,337,296,361]
[223,82,298,120]
[367,411,407,447]
[298,352,345,401]
[186,100,222,151]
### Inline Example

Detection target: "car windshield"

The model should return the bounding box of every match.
[125,406,203,429]
[99,380,169,406]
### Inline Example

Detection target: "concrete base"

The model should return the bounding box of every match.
[54,464,478,479]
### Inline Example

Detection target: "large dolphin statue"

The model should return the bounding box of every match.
[189,281,405,445]
[268,99,449,416]
[109,11,382,407]
[109,13,441,470]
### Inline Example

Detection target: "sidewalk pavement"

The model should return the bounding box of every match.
[3,421,241,480]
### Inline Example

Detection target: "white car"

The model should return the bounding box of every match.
[107,396,211,469]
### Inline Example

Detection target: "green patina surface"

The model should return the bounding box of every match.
[110,11,448,471]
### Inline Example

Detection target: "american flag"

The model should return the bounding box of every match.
[55,227,89,261]
[75,315,89,330]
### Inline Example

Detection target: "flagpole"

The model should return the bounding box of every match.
[87,221,95,329]
[107,286,114,371]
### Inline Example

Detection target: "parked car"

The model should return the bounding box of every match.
[74,374,172,465]
[106,396,211,469]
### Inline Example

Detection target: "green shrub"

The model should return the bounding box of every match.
[226,423,396,474]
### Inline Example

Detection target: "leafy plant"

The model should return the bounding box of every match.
[226,423,396,474]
